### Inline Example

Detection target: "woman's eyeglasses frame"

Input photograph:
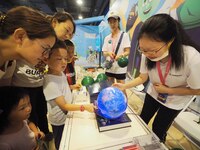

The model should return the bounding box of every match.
[137,43,167,55]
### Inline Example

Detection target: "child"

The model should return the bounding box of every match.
[64,40,81,90]
[43,40,95,150]
[0,86,45,150]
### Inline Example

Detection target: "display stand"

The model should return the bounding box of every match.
[59,90,168,150]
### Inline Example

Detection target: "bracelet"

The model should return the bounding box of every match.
[80,105,85,112]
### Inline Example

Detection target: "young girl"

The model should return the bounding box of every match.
[102,11,130,84]
[43,40,95,150]
[102,11,130,96]
[113,14,200,142]
[0,86,45,150]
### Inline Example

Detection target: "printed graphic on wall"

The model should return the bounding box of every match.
[73,0,200,77]
[107,0,200,78]
[72,25,100,67]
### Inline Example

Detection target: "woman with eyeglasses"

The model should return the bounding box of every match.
[0,6,56,86]
[113,14,200,142]
[10,11,76,142]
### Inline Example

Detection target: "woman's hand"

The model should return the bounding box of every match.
[108,52,116,59]
[153,83,170,94]
[112,83,125,91]
[115,54,122,61]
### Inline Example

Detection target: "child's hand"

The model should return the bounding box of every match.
[84,104,96,113]
[72,83,81,90]
[34,131,45,140]
[73,55,78,61]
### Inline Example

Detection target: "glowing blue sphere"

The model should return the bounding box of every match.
[97,87,127,119]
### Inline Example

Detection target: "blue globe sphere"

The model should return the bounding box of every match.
[97,87,127,119]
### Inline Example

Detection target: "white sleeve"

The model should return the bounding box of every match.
[184,46,200,89]
[140,54,148,74]
[43,78,62,101]
[102,36,109,52]
[187,58,200,89]
[122,32,131,48]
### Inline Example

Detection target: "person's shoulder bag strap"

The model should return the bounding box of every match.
[114,32,124,55]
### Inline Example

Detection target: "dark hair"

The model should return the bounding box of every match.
[0,6,56,40]
[0,86,29,134]
[49,40,67,57]
[64,39,74,47]
[138,14,199,70]
[48,12,76,34]
[108,17,120,22]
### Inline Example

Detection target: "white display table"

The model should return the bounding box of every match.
[174,111,200,148]
[59,90,168,150]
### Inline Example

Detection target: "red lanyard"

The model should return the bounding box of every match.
[156,57,171,85]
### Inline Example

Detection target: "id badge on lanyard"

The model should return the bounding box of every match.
[156,57,171,103]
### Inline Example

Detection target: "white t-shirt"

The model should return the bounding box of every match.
[12,60,43,87]
[43,72,72,126]
[102,31,130,74]
[0,60,16,86]
[140,45,200,110]
[0,120,36,150]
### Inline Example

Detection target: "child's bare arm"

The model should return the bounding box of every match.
[55,96,95,112]
[28,120,45,139]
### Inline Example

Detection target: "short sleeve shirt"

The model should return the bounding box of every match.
[43,72,72,126]
[102,31,130,74]
[0,120,36,150]
[140,45,200,110]
[12,59,43,87]
[0,60,16,86]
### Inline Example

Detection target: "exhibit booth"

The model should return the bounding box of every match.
[68,0,200,149]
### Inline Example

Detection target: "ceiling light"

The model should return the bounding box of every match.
[77,0,83,5]
[78,15,83,19]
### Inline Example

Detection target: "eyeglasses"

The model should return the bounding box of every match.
[137,43,167,55]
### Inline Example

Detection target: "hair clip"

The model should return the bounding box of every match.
[0,15,6,26]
